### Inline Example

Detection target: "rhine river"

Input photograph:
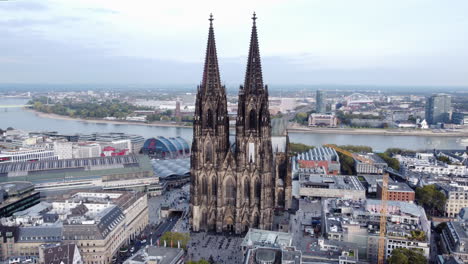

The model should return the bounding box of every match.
[1,98,467,152]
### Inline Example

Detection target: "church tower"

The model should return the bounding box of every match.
[190,13,283,235]
[190,14,230,232]
[234,13,274,232]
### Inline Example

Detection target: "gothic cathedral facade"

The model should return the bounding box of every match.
[190,14,292,234]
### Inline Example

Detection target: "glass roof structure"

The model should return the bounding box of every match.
[141,136,190,159]
[151,158,190,178]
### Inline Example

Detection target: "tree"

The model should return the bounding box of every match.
[159,232,190,249]
[339,154,355,175]
[147,114,162,122]
[29,97,149,120]
[410,230,426,241]
[434,222,447,234]
[338,145,373,153]
[289,143,314,155]
[377,153,400,171]
[163,109,173,116]
[187,260,210,264]
[415,185,446,216]
[336,110,381,126]
[293,112,309,125]
[385,148,416,156]
[436,155,452,165]
[388,248,426,264]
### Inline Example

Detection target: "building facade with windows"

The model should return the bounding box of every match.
[426,94,451,125]
[0,191,148,264]
[308,113,337,127]
[0,149,57,163]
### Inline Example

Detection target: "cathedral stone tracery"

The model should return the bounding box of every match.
[190,13,292,234]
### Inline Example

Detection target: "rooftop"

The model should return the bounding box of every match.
[0,181,34,195]
[4,189,137,241]
[356,153,387,164]
[300,175,365,191]
[152,158,190,178]
[0,154,154,184]
[0,181,38,210]
[43,244,78,264]
[324,198,429,241]
[18,226,62,242]
[242,228,292,249]
[125,246,184,264]
[379,182,414,193]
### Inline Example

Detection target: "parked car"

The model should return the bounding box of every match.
[119,247,128,253]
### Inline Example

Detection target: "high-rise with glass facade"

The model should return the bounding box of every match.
[425,94,451,125]
[316,90,326,113]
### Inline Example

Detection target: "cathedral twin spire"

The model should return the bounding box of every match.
[244,12,265,95]
[201,12,264,95]
[191,12,276,234]
[201,14,223,96]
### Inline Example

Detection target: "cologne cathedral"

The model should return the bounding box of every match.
[190,13,292,234]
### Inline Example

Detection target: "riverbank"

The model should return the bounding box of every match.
[289,126,468,137]
[25,109,192,128]
[26,108,468,137]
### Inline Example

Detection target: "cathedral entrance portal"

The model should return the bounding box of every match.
[225,216,234,232]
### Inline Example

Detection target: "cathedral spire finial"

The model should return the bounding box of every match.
[252,12,257,25]
[209,13,214,27]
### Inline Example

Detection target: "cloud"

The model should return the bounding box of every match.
[0,0,467,85]
[0,1,48,11]
[0,17,81,28]
[83,7,119,14]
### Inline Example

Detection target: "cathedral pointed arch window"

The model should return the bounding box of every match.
[254,178,261,201]
[225,178,236,206]
[277,189,285,207]
[244,178,250,199]
[217,103,224,122]
[205,141,213,163]
[200,176,208,196]
[207,109,214,129]
[252,212,260,227]
[211,177,217,196]
[249,109,256,130]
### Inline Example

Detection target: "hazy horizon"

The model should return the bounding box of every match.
[1,0,468,86]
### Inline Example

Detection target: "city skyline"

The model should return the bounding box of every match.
[1,2,468,263]
[1,0,468,86]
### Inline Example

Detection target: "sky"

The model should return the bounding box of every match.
[1,0,468,87]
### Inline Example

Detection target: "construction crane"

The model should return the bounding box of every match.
[323,144,375,164]
[323,144,388,264]
[377,173,389,264]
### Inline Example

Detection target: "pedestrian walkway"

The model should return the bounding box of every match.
[187,232,244,263]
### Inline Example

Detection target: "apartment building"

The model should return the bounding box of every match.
[0,190,148,264]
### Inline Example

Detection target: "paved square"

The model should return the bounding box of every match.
[187,232,244,263]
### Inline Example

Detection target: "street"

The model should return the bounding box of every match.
[115,185,190,263]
